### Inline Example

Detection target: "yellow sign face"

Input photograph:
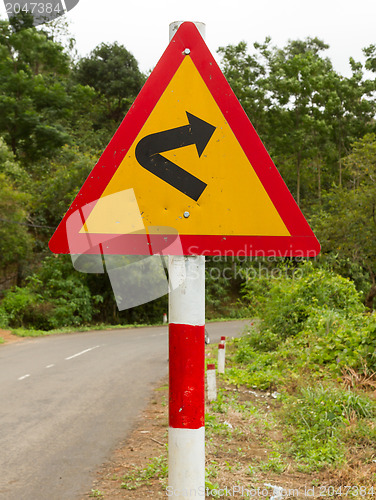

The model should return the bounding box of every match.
[83,57,290,237]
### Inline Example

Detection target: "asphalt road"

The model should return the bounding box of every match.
[0,320,249,500]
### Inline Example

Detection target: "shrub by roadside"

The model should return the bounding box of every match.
[224,263,376,474]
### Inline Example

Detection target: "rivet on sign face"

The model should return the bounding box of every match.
[183,211,190,218]
[184,48,191,55]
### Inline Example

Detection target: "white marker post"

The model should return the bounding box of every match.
[167,22,207,499]
[207,363,217,402]
[218,343,225,374]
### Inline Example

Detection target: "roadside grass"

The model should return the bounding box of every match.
[120,454,168,490]
[88,490,104,498]
[9,323,162,337]
[8,317,237,338]
[219,332,376,482]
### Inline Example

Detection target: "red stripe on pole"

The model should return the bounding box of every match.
[169,323,205,429]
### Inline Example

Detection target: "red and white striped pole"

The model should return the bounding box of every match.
[168,255,205,498]
[167,22,207,498]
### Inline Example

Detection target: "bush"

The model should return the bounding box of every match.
[1,255,102,330]
[0,305,9,328]
[256,263,364,339]
[238,262,376,377]
[299,310,376,372]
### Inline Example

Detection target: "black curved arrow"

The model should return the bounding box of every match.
[135,112,216,201]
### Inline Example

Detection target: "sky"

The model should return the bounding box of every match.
[1,0,375,76]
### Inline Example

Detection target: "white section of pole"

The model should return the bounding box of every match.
[169,21,206,42]
[169,255,205,326]
[168,427,206,498]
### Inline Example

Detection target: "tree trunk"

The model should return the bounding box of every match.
[365,285,376,310]
[317,157,321,205]
[338,139,342,187]
[365,271,376,310]
[296,151,301,206]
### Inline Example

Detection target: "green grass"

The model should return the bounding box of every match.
[8,317,248,338]
[220,334,376,473]
[206,317,251,323]
[120,455,168,490]
[9,322,166,338]
[259,451,286,473]
[89,490,104,498]
[205,413,234,438]
[279,384,376,471]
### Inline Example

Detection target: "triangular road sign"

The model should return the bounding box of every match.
[49,22,320,257]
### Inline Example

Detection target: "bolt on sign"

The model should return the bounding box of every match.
[49,22,320,258]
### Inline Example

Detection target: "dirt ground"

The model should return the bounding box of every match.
[81,373,376,499]
[0,329,24,344]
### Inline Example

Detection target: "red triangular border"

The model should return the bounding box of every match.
[49,22,320,257]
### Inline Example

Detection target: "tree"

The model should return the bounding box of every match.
[218,40,270,137]
[30,144,97,235]
[311,134,376,309]
[0,19,72,164]
[261,38,339,206]
[324,59,376,186]
[218,37,376,209]
[74,42,145,124]
[0,138,33,271]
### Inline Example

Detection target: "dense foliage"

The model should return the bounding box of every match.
[239,263,376,378]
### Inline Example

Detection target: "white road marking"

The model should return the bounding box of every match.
[46,364,55,369]
[65,345,101,361]
[18,374,30,381]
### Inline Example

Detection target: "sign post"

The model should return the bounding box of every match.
[167,24,207,498]
[168,254,205,498]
